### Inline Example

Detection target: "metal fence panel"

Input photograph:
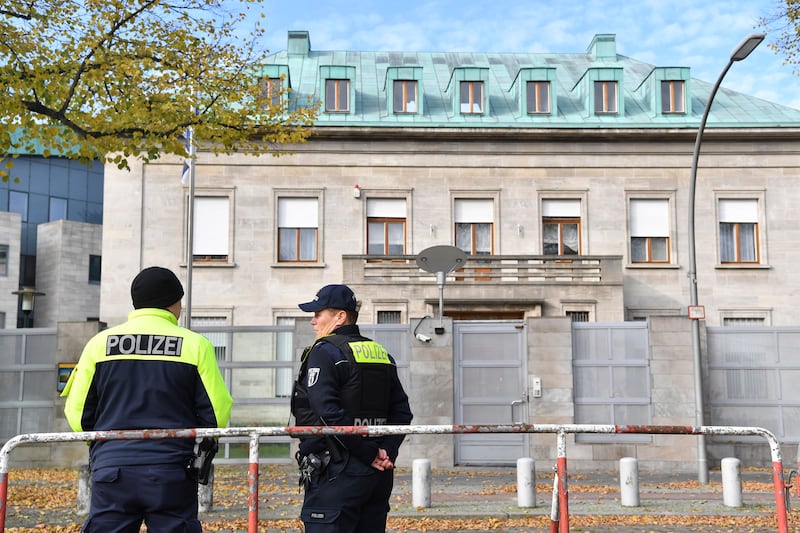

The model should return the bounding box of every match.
[0,329,57,443]
[707,326,800,442]
[572,322,650,443]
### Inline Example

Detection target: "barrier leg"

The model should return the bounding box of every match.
[1,471,8,533]
[248,435,259,533]
[549,467,559,533]
[772,460,789,533]
[557,431,569,533]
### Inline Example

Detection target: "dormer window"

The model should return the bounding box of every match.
[594,81,618,114]
[325,79,350,112]
[256,64,290,112]
[526,81,551,114]
[634,67,690,118]
[661,80,685,113]
[259,77,283,108]
[393,80,418,113]
[460,81,484,114]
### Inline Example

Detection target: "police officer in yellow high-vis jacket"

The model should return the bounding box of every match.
[62,266,232,533]
[291,284,413,532]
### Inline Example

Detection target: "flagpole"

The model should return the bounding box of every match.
[184,126,196,329]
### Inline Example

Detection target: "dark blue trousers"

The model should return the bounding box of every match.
[83,464,201,533]
[301,455,394,532]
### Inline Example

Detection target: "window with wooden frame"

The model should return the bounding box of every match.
[454,198,493,255]
[393,80,418,113]
[278,197,318,262]
[630,199,670,263]
[542,199,581,256]
[526,81,551,114]
[325,79,350,112]
[660,80,685,113]
[718,199,759,263]
[593,80,618,114]
[459,81,484,114]
[258,77,283,109]
[367,198,406,255]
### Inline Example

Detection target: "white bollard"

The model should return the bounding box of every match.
[198,464,214,513]
[721,457,743,507]
[412,458,431,508]
[77,464,91,516]
[619,457,640,507]
[516,457,536,507]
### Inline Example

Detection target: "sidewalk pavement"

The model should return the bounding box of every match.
[2,463,792,532]
[201,463,788,532]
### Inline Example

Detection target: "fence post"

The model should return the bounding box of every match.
[620,457,640,507]
[516,457,535,507]
[721,457,742,507]
[412,458,431,508]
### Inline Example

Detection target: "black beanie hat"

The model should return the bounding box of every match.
[131,266,185,310]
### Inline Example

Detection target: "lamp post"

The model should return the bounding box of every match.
[687,33,764,484]
[12,287,46,328]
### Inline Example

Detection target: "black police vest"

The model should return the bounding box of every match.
[291,333,394,427]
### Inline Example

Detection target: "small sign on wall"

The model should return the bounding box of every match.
[57,363,76,392]
[688,305,706,320]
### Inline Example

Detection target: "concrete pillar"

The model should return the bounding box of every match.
[412,458,431,508]
[619,457,640,507]
[516,457,536,507]
[721,457,743,507]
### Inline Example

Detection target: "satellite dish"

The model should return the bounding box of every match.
[416,245,467,333]
[416,245,467,274]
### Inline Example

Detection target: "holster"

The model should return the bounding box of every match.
[296,449,331,491]
[187,437,218,485]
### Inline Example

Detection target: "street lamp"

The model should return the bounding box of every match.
[12,286,46,328]
[687,33,764,484]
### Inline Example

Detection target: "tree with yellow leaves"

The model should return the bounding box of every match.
[761,1,800,74]
[0,0,318,178]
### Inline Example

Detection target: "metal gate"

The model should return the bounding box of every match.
[0,328,58,442]
[453,321,527,464]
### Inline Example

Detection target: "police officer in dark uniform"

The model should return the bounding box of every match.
[62,266,232,533]
[291,284,413,532]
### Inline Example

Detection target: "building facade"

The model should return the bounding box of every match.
[95,32,800,468]
[0,155,103,328]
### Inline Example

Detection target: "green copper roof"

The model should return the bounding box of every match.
[261,31,800,129]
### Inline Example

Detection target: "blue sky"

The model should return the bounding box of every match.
[252,0,800,110]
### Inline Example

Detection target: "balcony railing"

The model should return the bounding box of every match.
[343,255,623,285]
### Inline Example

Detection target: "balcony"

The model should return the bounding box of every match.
[343,255,623,285]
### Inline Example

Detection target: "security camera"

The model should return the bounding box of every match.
[415,333,432,343]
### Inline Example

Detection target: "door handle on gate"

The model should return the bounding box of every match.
[510,399,524,424]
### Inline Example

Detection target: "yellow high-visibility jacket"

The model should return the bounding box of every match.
[62,308,232,470]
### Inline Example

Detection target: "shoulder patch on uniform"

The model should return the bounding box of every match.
[307,367,320,387]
